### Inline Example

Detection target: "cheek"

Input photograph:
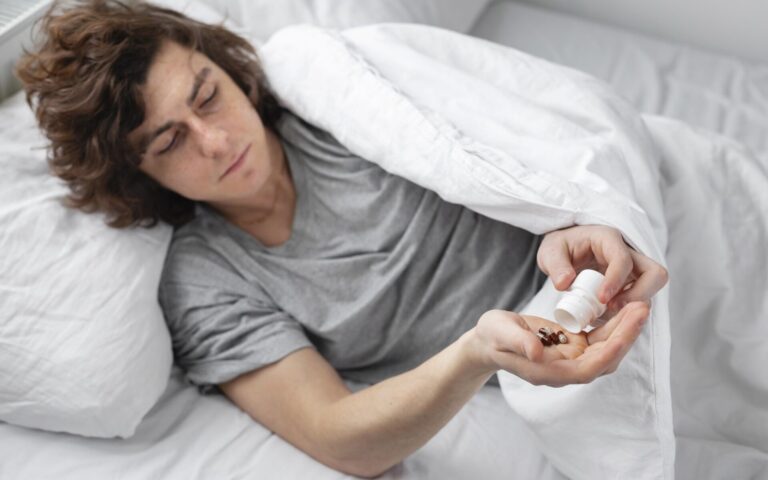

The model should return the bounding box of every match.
[141,158,210,200]
[174,161,220,200]
[234,98,266,132]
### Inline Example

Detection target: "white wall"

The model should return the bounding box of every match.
[512,0,768,62]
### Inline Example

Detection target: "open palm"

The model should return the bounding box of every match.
[475,302,649,387]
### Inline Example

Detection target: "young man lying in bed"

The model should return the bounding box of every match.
[17,1,667,477]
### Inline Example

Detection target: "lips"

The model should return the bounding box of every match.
[221,143,251,180]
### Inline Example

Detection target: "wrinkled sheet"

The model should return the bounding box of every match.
[0,367,564,480]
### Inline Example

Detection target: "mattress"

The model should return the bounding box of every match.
[2,2,766,479]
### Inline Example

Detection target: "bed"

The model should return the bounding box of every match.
[1,1,766,479]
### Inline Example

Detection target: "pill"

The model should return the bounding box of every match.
[536,331,552,346]
[548,332,560,344]
[557,331,568,344]
[538,327,553,336]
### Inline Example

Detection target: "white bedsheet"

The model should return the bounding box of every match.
[0,367,564,479]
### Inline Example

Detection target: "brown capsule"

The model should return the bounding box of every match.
[548,332,560,345]
[557,331,568,344]
[538,327,553,336]
[537,331,552,346]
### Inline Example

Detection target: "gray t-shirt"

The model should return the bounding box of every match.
[159,112,547,392]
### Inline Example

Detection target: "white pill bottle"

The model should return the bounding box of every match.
[554,269,607,333]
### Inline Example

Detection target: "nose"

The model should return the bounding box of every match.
[190,117,228,159]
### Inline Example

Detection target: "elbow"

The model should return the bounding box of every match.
[308,413,401,477]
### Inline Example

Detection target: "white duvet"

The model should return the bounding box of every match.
[260,24,768,479]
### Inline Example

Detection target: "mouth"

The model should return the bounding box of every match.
[220,143,251,180]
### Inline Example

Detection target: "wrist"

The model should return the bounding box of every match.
[456,328,498,381]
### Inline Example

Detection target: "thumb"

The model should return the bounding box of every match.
[489,311,543,362]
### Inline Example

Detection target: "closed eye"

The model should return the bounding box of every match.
[159,132,178,155]
[201,86,218,107]
[157,87,217,155]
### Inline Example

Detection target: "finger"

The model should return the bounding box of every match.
[583,341,608,355]
[601,284,633,320]
[510,332,624,387]
[487,311,544,362]
[593,301,649,374]
[598,238,634,303]
[582,343,619,375]
[537,236,576,290]
[584,338,626,377]
[554,343,585,360]
[610,250,668,307]
[551,328,631,385]
[605,294,649,321]
[569,302,648,379]
[505,304,648,387]
[520,353,613,387]
[587,301,648,344]
[510,332,622,387]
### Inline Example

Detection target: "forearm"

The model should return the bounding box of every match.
[314,330,495,477]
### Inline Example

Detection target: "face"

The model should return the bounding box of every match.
[129,41,276,206]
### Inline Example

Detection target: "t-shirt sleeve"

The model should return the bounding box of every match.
[158,238,313,392]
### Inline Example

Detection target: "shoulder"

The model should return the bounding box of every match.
[276,110,351,158]
[160,206,245,292]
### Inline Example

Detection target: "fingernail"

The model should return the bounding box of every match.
[557,273,569,285]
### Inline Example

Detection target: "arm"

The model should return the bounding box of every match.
[220,332,492,478]
[219,302,648,478]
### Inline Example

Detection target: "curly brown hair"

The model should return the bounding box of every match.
[15,0,282,228]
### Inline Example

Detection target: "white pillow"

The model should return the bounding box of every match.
[195,0,493,42]
[0,91,173,438]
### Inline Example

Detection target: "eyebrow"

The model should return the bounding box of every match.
[137,67,212,154]
[187,67,211,105]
